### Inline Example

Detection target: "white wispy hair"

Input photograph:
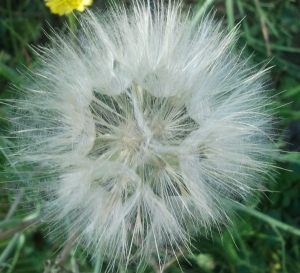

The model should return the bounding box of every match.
[8,0,276,271]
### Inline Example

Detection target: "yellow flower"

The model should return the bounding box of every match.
[45,0,93,16]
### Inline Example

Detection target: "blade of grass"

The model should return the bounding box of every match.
[236,0,251,41]
[247,40,300,80]
[5,0,19,61]
[1,21,36,55]
[247,33,300,54]
[253,0,279,37]
[4,189,24,221]
[94,252,103,273]
[254,0,271,56]
[0,62,20,84]
[226,0,234,30]
[6,233,25,273]
[192,0,217,26]
[0,233,20,265]
[272,226,287,273]
[0,218,39,241]
[231,203,300,237]
[268,44,300,54]
[0,219,21,230]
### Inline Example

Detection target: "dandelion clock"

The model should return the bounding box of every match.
[7,1,277,271]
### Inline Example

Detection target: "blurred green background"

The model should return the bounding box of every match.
[0,0,300,272]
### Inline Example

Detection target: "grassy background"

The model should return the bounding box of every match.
[0,0,300,272]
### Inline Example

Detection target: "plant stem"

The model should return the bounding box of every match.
[232,203,300,237]
[67,13,76,34]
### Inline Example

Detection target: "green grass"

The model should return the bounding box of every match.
[1,0,300,272]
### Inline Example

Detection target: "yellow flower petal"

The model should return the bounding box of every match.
[45,0,93,16]
[82,0,93,6]
[76,4,85,12]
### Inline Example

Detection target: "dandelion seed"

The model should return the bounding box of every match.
[45,0,93,15]
[9,1,276,271]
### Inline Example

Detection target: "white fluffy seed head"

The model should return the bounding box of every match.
[9,1,277,270]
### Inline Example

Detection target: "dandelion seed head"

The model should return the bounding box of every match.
[10,1,277,270]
